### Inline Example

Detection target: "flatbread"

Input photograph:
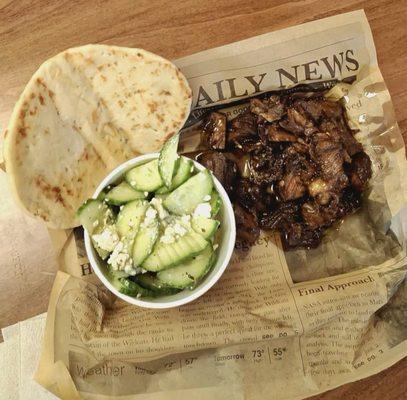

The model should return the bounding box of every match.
[3,45,192,229]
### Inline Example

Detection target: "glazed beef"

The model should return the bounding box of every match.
[202,112,227,150]
[198,151,238,195]
[250,96,285,122]
[234,203,260,245]
[347,151,372,191]
[196,92,372,250]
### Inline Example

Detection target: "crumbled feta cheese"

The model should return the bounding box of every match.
[160,226,176,244]
[159,216,189,244]
[181,214,191,226]
[164,226,175,236]
[92,220,99,228]
[107,240,134,272]
[92,225,119,252]
[193,203,212,218]
[160,235,175,244]
[142,207,157,227]
[150,197,168,220]
[126,266,144,275]
[173,222,187,236]
[120,205,124,210]
[203,194,211,202]
[213,244,219,250]
[146,207,157,220]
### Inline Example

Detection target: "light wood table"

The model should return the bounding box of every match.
[0,1,406,398]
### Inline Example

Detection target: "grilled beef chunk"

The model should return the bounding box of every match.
[248,145,285,184]
[282,223,323,250]
[202,112,227,150]
[278,173,306,201]
[250,96,285,122]
[319,119,362,156]
[301,202,326,228]
[197,92,372,251]
[227,111,258,149]
[235,179,270,213]
[234,203,260,245]
[347,152,372,191]
[279,106,316,136]
[311,133,349,190]
[265,125,297,142]
[259,202,299,231]
[198,151,237,195]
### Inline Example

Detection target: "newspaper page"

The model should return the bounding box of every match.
[29,9,407,399]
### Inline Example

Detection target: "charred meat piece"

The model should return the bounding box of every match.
[198,151,238,194]
[259,201,299,231]
[282,223,323,250]
[286,151,317,185]
[202,112,227,150]
[235,178,268,213]
[277,148,318,201]
[319,119,362,157]
[338,186,362,216]
[234,203,260,245]
[301,202,326,228]
[279,107,316,136]
[301,193,340,229]
[264,125,297,142]
[347,151,372,191]
[227,111,258,149]
[250,96,285,122]
[248,145,285,184]
[278,172,306,201]
[296,98,342,123]
[285,140,309,155]
[311,133,349,190]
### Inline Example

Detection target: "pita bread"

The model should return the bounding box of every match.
[3,45,191,229]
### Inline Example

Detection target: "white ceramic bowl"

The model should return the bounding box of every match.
[84,153,236,309]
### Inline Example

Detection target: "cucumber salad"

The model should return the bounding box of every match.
[77,134,222,298]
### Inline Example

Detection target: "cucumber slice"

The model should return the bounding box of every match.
[163,170,213,215]
[77,199,113,234]
[94,245,110,260]
[116,277,156,298]
[158,133,180,188]
[191,216,220,239]
[97,189,108,201]
[133,273,180,295]
[156,156,193,194]
[125,160,163,192]
[132,216,159,266]
[105,182,146,205]
[157,245,215,289]
[155,193,169,202]
[210,190,222,217]
[116,200,148,238]
[142,231,208,271]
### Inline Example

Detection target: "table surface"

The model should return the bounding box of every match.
[0,1,406,399]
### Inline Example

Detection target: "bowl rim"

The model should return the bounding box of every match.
[84,152,236,309]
